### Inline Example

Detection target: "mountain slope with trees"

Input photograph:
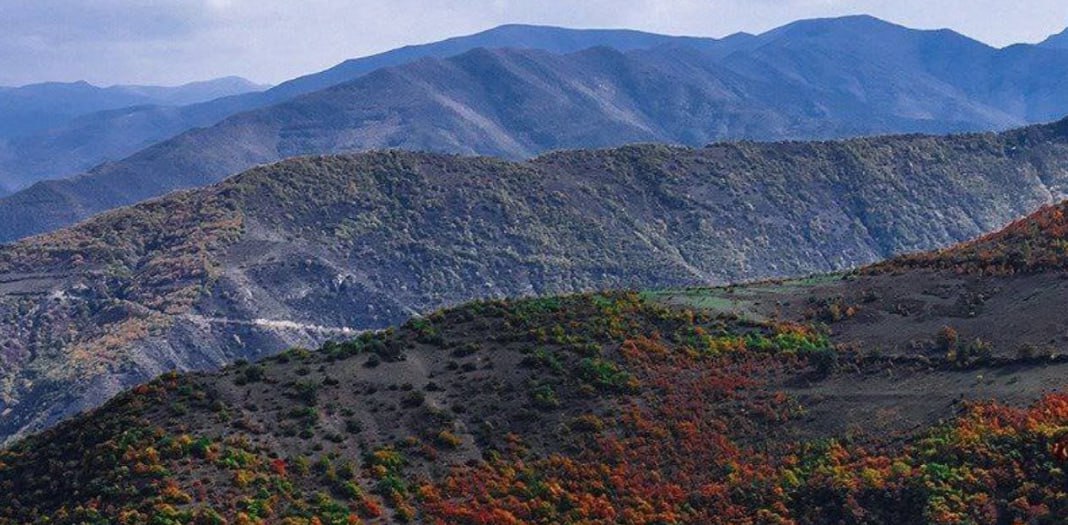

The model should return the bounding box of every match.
[2,118,1068,444]
[6,197,1068,523]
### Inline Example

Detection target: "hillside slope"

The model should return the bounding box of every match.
[5,201,1068,523]
[4,119,1068,443]
[8,16,1068,241]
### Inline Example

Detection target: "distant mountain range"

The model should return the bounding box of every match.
[0,77,267,193]
[4,16,1068,242]
[2,117,1068,444]
[0,25,740,197]
[0,76,265,139]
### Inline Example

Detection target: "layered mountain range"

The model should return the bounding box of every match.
[0,25,726,199]
[0,77,265,140]
[4,13,1068,524]
[2,117,1068,445]
[5,185,1068,523]
[5,16,1068,242]
[0,77,266,193]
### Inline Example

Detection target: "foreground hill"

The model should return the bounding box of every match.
[9,16,1068,241]
[4,119,1068,443]
[4,202,1068,523]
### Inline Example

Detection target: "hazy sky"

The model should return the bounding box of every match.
[1,0,1067,87]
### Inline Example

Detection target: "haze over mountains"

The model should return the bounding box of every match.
[0,25,735,199]
[3,117,1068,445]
[0,77,265,139]
[5,16,1068,241]
[0,77,266,194]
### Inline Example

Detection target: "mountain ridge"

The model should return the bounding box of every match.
[10,25,1068,242]
[0,76,265,140]
[1040,26,1068,49]
[3,118,1068,443]
[0,24,737,196]
[7,16,1068,233]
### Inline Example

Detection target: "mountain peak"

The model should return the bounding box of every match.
[766,14,904,36]
[759,14,985,49]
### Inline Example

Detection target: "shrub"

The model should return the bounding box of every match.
[451,342,480,358]
[401,391,425,408]
[807,347,839,376]
[520,348,565,374]
[241,365,265,384]
[568,414,605,433]
[954,338,994,366]
[291,380,320,406]
[364,354,381,368]
[435,430,462,449]
[345,418,363,434]
[341,480,363,499]
[531,384,560,409]
[936,326,959,355]
[577,358,634,391]
[294,455,311,476]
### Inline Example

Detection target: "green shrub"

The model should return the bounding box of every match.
[577,358,633,391]
[531,384,560,409]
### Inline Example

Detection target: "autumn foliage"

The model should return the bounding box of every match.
[872,202,1068,275]
[2,292,1067,524]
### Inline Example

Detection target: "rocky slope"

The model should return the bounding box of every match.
[5,200,1068,523]
[8,16,1068,241]
[4,119,1068,444]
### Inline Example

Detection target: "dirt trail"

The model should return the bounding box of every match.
[180,314,362,336]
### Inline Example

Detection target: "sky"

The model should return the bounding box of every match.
[1,0,1067,87]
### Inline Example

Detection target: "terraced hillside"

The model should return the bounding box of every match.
[4,119,1068,445]
[5,201,1068,523]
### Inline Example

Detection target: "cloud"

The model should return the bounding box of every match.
[0,1,209,43]
[0,0,1065,87]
